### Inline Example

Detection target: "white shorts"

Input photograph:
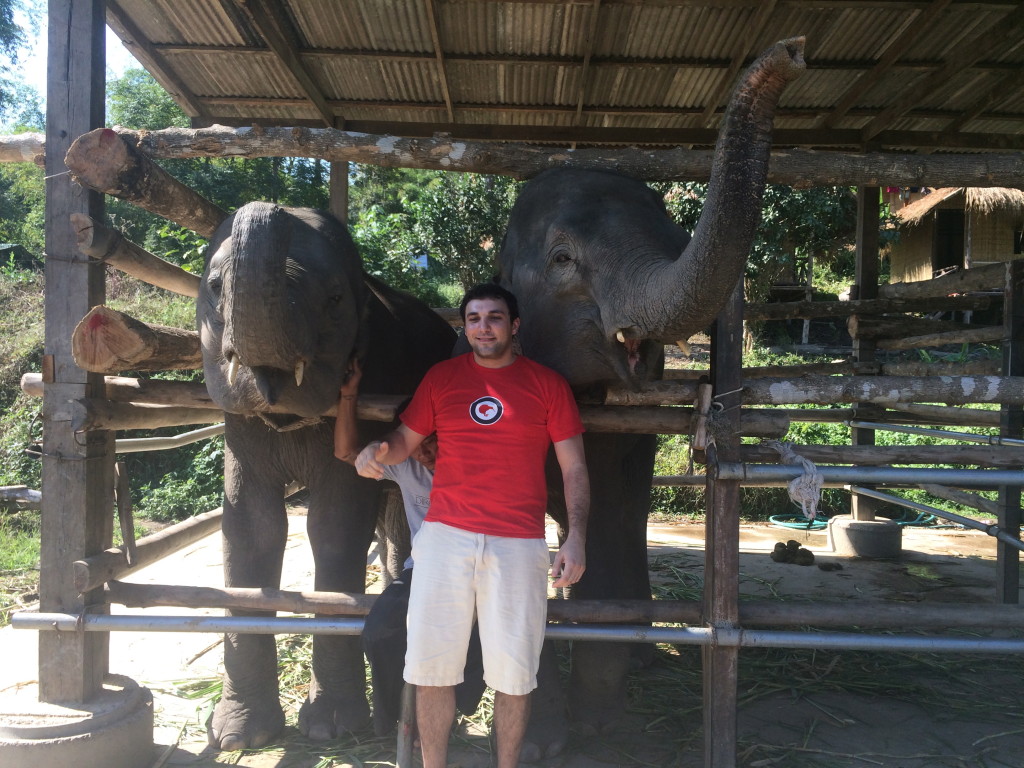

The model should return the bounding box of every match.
[404,521,550,696]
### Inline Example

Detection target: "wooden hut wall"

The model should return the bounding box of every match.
[969,208,1024,266]
[890,223,934,283]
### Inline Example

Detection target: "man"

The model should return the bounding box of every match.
[333,359,484,735]
[355,283,589,768]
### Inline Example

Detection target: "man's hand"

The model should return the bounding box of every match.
[355,440,390,480]
[550,533,585,589]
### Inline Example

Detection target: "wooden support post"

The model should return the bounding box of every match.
[703,281,743,767]
[998,260,1023,603]
[39,0,112,704]
[329,160,349,223]
[851,186,880,522]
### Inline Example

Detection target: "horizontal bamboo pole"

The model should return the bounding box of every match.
[65,128,228,238]
[71,213,200,297]
[101,581,1024,629]
[74,508,224,593]
[879,262,1008,300]
[740,443,1024,468]
[72,305,202,373]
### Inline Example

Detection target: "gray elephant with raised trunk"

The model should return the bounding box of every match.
[197,202,455,750]
[494,38,805,756]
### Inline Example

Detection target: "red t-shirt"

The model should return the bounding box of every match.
[400,353,584,538]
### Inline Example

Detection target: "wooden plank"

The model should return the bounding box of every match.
[703,283,743,767]
[39,0,111,704]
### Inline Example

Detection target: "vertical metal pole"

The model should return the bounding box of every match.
[702,281,743,767]
[998,260,1023,603]
[39,0,113,703]
[851,186,881,521]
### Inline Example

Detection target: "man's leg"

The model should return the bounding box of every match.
[493,691,531,768]
[416,685,455,768]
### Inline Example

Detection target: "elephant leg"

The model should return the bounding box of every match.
[521,641,569,761]
[567,433,657,732]
[297,467,378,740]
[209,424,289,750]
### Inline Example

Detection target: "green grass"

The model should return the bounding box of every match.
[0,508,40,625]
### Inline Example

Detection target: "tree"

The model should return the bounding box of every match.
[410,172,520,290]
[0,0,27,117]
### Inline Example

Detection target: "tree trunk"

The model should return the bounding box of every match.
[71,213,200,297]
[72,305,202,373]
[64,127,228,237]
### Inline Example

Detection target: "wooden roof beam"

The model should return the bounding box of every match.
[819,0,952,130]
[944,68,1024,134]
[105,0,209,120]
[860,3,1024,142]
[424,0,455,123]
[233,0,336,128]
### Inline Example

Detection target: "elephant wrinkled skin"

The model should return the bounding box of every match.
[197,202,455,750]
[495,38,805,756]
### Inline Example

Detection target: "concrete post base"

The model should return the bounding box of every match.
[828,515,903,559]
[0,675,153,768]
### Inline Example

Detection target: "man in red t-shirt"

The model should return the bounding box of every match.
[356,283,589,768]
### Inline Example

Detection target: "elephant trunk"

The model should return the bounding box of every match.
[222,203,307,381]
[641,37,805,343]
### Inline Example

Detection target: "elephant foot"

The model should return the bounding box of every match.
[520,713,569,762]
[208,692,285,751]
[521,642,569,761]
[298,691,371,741]
[567,698,626,737]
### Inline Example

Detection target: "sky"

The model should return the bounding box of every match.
[20,12,140,102]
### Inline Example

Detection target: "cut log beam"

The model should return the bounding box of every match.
[578,405,789,438]
[72,400,223,431]
[101,581,1024,629]
[918,484,1000,517]
[0,132,45,164]
[876,326,1004,351]
[118,125,1024,187]
[74,508,223,593]
[71,213,200,297]
[665,358,1000,380]
[882,403,1001,427]
[72,305,202,373]
[743,375,1024,406]
[64,127,228,237]
[746,294,993,321]
[0,485,42,509]
[740,443,1024,468]
[879,263,1008,300]
[848,314,971,340]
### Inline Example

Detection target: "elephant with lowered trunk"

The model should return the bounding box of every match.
[197,202,455,749]
[498,37,805,756]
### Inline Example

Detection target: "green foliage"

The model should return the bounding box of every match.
[131,436,224,522]
[0,0,28,118]
[0,157,44,257]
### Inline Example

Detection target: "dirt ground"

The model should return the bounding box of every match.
[2,516,1022,767]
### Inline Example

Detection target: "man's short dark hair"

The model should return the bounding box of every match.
[459,283,520,323]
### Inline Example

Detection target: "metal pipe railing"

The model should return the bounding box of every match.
[848,485,1024,551]
[13,612,1024,654]
[716,463,1024,487]
[114,423,224,453]
[846,420,1024,447]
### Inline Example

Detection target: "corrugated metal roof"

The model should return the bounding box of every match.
[105,0,1024,153]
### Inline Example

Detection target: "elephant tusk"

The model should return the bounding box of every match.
[616,330,626,344]
[294,360,304,387]
[226,354,240,386]
[676,339,691,357]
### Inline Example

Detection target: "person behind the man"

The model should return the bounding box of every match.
[355,283,590,768]
[333,359,484,735]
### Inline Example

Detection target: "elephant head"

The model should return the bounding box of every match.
[497,37,806,389]
[198,202,367,424]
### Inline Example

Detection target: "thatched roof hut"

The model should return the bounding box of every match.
[889,187,1024,284]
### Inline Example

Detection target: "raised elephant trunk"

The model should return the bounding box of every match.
[222,202,308,399]
[641,37,806,343]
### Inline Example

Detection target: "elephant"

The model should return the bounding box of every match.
[196,201,456,750]
[493,38,806,755]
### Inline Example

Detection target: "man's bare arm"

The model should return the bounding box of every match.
[333,360,362,464]
[550,434,589,588]
[355,423,427,479]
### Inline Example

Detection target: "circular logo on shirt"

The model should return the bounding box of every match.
[470,396,504,425]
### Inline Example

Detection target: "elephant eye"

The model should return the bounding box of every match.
[550,247,574,265]
[207,272,222,296]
